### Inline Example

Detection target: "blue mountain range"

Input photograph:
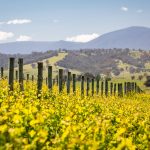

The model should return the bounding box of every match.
[0,26,150,54]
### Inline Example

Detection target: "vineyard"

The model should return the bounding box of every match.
[0,58,150,149]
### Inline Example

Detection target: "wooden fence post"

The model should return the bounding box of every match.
[73,74,76,93]
[118,83,123,97]
[124,82,127,95]
[110,82,113,96]
[56,76,58,86]
[1,67,3,78]
[15,70,18,80]
[37,62,43,96]
[105,79,108,97]
[86,77,89,96]
[114,83,116,96]
[59,69,63,93]
[81,76,84,96]
[131,82,135,93]
[96,78,99,95]
[67,72,71,94]
[48,66,52,90]
[9,58,15,91]
[101,81,104,96]
[127,82,131,95]
[32,75,34,82]
[27,74,29,81]
[92,78,94,96]
[135,82,137,93]
[18,58,24,91]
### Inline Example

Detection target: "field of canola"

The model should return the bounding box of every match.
[0,80,150,150]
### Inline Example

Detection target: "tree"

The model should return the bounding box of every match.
[131,76,135,80]
[31,63,36,69]
[95,74,101,80]
[84,72,95,79]
[129,67,136,74]
[144,76,150,87]
[112,69,120,76]
[138,75,143,81]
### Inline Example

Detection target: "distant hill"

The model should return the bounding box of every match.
[1,49,150,79]
[0,41,81,54]
[84,26,150,50]
[0,26,150,54]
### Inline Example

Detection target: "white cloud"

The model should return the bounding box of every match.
[137,9,143,13]
[66,33,99,43]
[0,31,14,40]
[16,35,32,41]
[7,19,31,25]
[121,6,128,12]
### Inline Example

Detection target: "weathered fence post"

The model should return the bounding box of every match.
[9,58,15,91]
[86,77,89,96]
[135,82,137,93]
[67,72,71,94]
[114,83,116,96]
[18,58,24,91]
[48,66,52,90]
[1,67,3,78]
[105,79,108,97]
[56,75,58,86]
[101,81,104,96]
[127,82,131,95]
[118,83,123,97]
[131,82,135,93]
[73,74,76,93]
[37,62,43,97]
[96,78,100,94]
[92,78,94,96]
[15,70,18,81]
[110,82,113,96]
[27,74,29,81]
[59,69,63,93]
[81,76,84,96]
[124,82,127,95]
[32,75,34,81]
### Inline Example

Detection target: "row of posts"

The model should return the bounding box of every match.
[0,58,143,97]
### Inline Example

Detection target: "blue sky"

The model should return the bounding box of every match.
[0,0,149,43]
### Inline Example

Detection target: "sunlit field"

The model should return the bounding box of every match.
[0,80,149,149]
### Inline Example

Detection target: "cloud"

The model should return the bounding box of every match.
[16,35,32,41]
[7,19,31,25]
[66,33,99,43]
[137,9,143,13]
[0,31,14,40]
[121,6,128,12]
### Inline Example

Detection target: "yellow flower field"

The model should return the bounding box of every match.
[0,80,149,149]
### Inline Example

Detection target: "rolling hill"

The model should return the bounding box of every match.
[0,26,150,54]
[84,26,150,49]
[1,49,150,80]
